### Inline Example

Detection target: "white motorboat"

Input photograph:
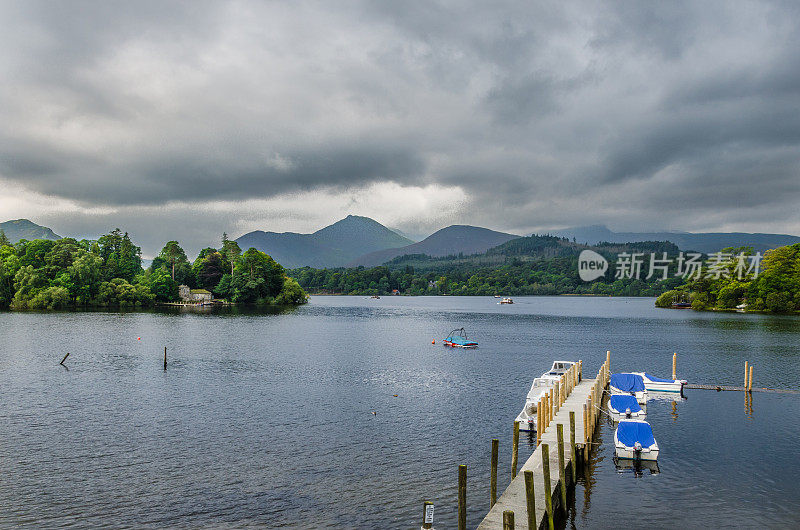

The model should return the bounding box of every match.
[625,372,687,394]
[609,373,648,404]
[607,394,646,419]
[516,361,577,431]
[516,377,555,431]
[614,420,659,461]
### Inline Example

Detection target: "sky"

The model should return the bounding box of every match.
[1,0,799,257]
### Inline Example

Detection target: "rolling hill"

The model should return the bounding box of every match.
[235,215,414,268]
[551,225,800,254]
[0,219,61,243]
[348,225,519,267]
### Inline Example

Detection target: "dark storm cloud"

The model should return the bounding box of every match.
[1,0,799,240]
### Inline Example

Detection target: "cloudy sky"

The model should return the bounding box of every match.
[1,0,799,257]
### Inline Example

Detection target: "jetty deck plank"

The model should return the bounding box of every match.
[477,379,598,530]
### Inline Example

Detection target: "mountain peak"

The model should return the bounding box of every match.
[0,219,61,243]
[236,215,413,268]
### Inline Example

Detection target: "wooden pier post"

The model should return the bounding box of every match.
[60,352,70,365]
[512,421,520,479]
[673,352,677,380]
[582,403,589,461]
[164,346,167,370]
[578,360,582,381]
[749,365,754,392]
[458,464,467,530]
[503,510,514,530]
[537,404,542,445]
[569,411,576,483]
[541,444,554,530]
[422,501,434,529]
[606,350,611,372]
[490,439,498,507]
[744,361,749,388]
[524,470,536,530]
[557,423,567,512]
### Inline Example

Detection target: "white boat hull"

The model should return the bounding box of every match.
[609,387,648,404]
[626,372,687,393]
[615,445,659,461]
[607,402,646,420]
[614,421,659,461]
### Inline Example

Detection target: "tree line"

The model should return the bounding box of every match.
[290,253,684,297]
[0,229,307,310]
[655,244,800,313]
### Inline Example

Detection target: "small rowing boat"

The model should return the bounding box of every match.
[442,328,478,348]
[607,394,646,419]
[614,420,659,461]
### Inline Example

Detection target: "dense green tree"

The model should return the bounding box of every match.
[221,233,241,276]
[97,229,142,281]
[231,248,285,303]
[157,241,189,281]
[0,230,10,247]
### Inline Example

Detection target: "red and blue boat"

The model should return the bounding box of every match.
[443,328,478,348]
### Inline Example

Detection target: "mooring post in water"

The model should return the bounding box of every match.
[673,352,677,380]
[557,423,567,512]
[164,346,167,370]
[422,501,434,529]
[569,411,577,483]
[511,421,520,479]
[490,439,498,507]
[503,510,515,530]
[60,352,70,365]
[541,444,554,530]
[749,365,754,392]
[606,350,611,372]
[744,360,749,388]
[524,469,535,529]
[458,464,466,530]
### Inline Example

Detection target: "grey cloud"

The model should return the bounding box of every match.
[1,0,799,243]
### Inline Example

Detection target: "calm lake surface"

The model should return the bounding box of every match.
[1,296,799,528]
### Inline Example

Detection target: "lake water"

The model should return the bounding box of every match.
[1,296,799,528]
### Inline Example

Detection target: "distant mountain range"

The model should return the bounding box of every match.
[550,225,800,254]
[0,219,61,243]
[235,215,414,268]
[348,225,518,267]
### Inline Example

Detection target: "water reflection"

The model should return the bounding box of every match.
[745,392,754,418]
[614,457,660,476]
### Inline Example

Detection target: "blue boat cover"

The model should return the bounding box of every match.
[616,421,656,448]
[644,373,675,383]
[610,373,645,392]
[609,395,642,413]
[447,336,477,346]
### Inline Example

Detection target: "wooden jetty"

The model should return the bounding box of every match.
[476,354,611,530]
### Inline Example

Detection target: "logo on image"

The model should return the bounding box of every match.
[578,250,608,281]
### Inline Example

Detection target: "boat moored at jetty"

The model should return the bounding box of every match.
[516,361,577,431]
[609,373,648,404]
[624,372,687,393]
[614,419,659,461]
[607,394,646,419]
[443,328,478,348]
